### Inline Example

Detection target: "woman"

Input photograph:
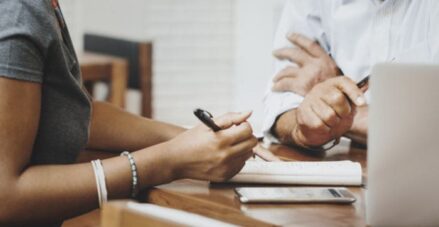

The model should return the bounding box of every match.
[0,0,257,226]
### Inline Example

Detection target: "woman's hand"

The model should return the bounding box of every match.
[166,112,257,182]
[292,77,366,147]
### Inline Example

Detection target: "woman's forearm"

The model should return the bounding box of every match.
[1,142,177,226]
[87,101,186,152]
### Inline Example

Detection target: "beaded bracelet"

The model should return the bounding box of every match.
[121,151,139,198]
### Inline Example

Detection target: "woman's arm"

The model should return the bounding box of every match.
[87,101,185,152]
[0,77,257,225]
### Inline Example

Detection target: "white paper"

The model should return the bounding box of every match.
[228,161,362,186]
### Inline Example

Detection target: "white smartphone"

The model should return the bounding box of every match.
[235,187,356,204]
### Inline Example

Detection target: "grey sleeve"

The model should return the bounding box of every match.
[0,36,44,83]
[0,1,52,83]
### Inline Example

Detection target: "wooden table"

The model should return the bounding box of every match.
[145,143,367,227]
[63,142,367,227]
[79,52,128,108]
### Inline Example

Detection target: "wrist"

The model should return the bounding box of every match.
[160,140,184,181]
[350,107,368,136]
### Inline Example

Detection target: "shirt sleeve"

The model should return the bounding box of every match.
[262,0,325,141]
[0,1,49,83]
[0,37,45,83]
[428,0,439,61]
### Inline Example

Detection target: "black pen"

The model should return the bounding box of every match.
[357,75,369,89]
[193,108,222,131]
[194,108,270,161]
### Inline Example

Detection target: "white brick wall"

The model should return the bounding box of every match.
[60,0,285,130]
[78,0,235,126]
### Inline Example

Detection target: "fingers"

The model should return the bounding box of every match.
[214,111,252,129]
[321,88,352,118]
[273,47,310,66]
[253,144,282,161]
[216,159,248,182]
[288,33,327,57]
[311,99,341,128]
[219,122,254,145]
[272,67,299,92]
[331,78,366,106]
[298,105,331,134]
[273,66,298,82]
[228,136,258,158]
[272,77,297,92]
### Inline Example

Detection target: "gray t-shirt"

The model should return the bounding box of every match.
[0,0,91,165]
[0,1,91,225]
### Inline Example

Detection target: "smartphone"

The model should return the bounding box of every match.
[235,187,356,204]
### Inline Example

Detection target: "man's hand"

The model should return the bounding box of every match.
[346,105,368,145]
[292,77,366,147]
[272,33,341,96]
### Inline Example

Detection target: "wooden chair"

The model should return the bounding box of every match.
[84,34,154,118]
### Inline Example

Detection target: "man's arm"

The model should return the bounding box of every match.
[272,109,299,145]
[346,105,368,145]
[87,101,185,152]
[262,0,328,140]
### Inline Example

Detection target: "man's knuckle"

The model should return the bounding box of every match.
[326,111,339,126]
[307,120,321,131]
[329,92,344,104]
[307,41,318,50]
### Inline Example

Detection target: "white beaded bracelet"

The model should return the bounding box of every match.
[91,159,108,208]
[120,151,139,198]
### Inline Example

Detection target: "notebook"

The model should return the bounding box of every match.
[228,161,362,186]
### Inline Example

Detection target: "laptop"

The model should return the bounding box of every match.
[367,63,439,226]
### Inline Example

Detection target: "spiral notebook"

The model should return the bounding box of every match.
[228,161,362,186]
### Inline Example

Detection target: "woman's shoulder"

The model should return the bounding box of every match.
[0,0,55,33]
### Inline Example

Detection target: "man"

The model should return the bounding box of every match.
[263,0,439,150]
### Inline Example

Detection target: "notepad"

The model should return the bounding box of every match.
[228,161,362,186]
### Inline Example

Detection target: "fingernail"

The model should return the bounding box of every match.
[356,96,366,106]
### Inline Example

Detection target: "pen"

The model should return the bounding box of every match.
[193,108,222,131]
[357,75,369,89]
[193,108,270,161]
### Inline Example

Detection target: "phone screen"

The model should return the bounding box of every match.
[235,187,356,204]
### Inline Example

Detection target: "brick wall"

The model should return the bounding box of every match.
[59,0,286,130]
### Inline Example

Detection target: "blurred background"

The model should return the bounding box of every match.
[60,0,286,134]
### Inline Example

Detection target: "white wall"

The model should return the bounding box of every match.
[234,0,286,134]
[59,0,83,53]
[60,0,286,130]
[82,0,235,127]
